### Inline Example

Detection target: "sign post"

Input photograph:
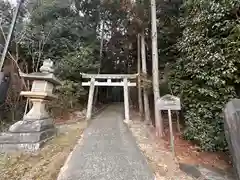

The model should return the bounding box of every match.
[157,94,181,157]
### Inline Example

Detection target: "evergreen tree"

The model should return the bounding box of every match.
[170,0,240,151]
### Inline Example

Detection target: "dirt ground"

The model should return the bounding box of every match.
[0,105,107,180]
[128,111,232,180]
[162,128,232,171]
[0,121,87,180]
[0,106,232,180]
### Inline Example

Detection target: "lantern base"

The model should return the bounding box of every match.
[0,118,56,153]
[9,118,54,132]
[0,141,46,152]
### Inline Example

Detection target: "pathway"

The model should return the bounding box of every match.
[57,104,155,180]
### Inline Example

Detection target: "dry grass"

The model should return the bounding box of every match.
[0,121,87,180]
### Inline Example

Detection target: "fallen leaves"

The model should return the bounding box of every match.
[0,121,87,180]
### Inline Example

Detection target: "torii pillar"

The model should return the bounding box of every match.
[123,78,130,122]
[86,78,95,120]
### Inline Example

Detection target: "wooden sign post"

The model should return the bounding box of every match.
[157,94,181,157]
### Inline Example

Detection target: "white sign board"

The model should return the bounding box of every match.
[157,94,181,110]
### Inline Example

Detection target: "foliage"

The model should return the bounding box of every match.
[169,0,240,151]
[20,0,99,71]
[4,0,240,153]
[19,0,100,113]
[0,1,12,32]
[0,0,26,56]
[0,0,101,122]
[56,47,99,80]
[156,0,182,68]
[49,80,87,117]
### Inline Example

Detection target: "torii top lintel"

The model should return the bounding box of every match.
[80,73,138,79]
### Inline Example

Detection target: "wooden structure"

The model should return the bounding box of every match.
[157,94,181,157]
[81,73,137,121]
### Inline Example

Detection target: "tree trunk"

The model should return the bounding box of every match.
[11,110,15,122]
[86,78,95,120]
[93,20,105,105]
[140,32,151,124]
[0,0,23,71]
[150,0,164,137]
[123,78,130,121]
[137,34,143,117]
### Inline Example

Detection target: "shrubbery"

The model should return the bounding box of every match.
[49,80,87,117]
[169,0,240,151]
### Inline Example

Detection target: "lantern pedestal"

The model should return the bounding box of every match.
[0,59,61,152]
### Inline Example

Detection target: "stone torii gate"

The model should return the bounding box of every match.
[81,73,137,121]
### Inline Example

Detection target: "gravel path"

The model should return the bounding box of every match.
[57,104,155,180]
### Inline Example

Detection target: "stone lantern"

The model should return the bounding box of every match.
[0,59,61,152]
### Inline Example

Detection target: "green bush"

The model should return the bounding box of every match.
[49,80,87,117]
[56,47,99,81]
[169,0,240,151]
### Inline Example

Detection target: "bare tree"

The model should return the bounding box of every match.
[94,20,105,106]
[140,32,151,124]
[137,34,143,117]
[0,14,27,122]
